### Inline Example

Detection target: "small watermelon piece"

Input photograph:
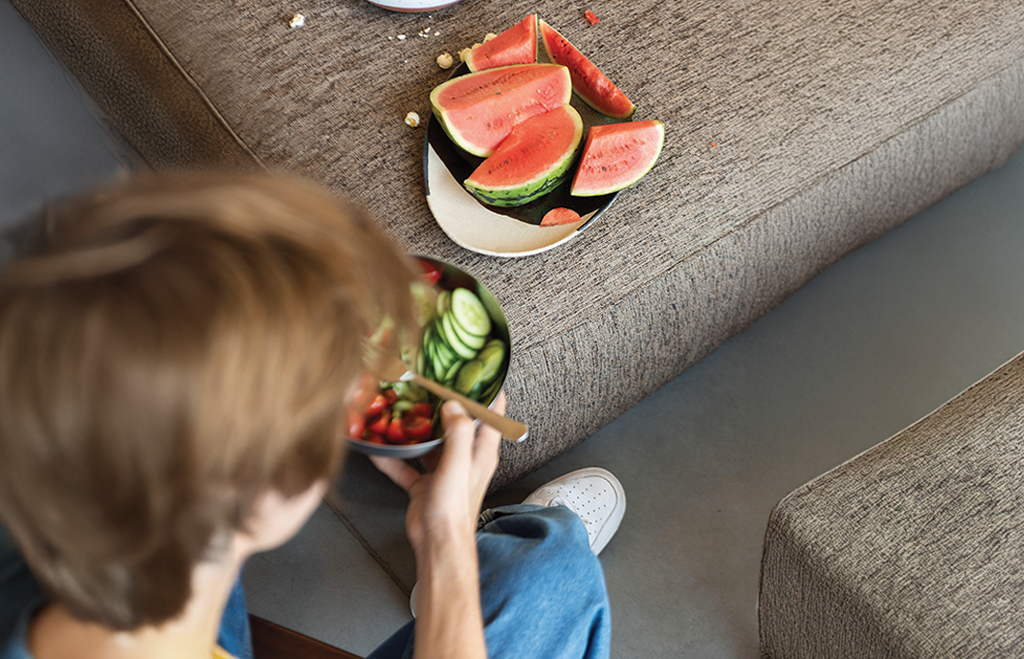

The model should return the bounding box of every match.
[429,64,572,157]
[464,104,584,207]
[465,14,538,72]
[541,208,583,226]
[571,120,665,197]
[539,20,635,119]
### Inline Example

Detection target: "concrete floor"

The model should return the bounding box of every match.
[4,1,1024,656]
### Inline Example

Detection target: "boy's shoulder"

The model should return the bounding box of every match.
[0,527,42,659]
[0,605,34,659]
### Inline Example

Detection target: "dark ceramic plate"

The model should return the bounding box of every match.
[423,62,622,257]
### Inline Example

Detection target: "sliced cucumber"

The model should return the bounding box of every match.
[446,310,487,350]
[450,288,491,338]
[431,352,448,383]
[454,359,484,396]
[478,376,503,404]
[411,282,438,327]
[443,360,463,384]
[440,312,480,360]
[436,289,451,317]
[431,329,460,366]
[477,340,506,385]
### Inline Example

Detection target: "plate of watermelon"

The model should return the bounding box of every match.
[424,15,664,257]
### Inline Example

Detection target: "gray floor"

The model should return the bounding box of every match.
[4,2,1024,656]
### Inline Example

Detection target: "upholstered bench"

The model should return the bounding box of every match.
[13,0,1024,487]
[759,351,1024,658]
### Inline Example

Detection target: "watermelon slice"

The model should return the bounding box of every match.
[570,120,665,197]
[465,14,538,72]
[429,64,572,157]
[539,20,636,119]
[541,207,583,226]
[464,104,584,207]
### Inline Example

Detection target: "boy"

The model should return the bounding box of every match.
[0,171,623,659]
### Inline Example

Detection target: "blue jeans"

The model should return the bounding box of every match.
[367,504,612,659]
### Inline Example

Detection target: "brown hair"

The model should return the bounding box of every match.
[0,170,417,629]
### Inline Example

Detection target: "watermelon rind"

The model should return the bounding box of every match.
[464,104,584,208]
[429,64,572,158]
[466,14,538,72]
[539,20,636,119]
[570,120,665,197]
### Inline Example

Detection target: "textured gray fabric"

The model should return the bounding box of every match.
[8,0,256,168]
[13,0,1024,486]
[759,351,1024,659]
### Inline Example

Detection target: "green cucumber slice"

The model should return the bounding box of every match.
[443,360,463,383]
[477,341,506,384]
[441,312,481,360]
[450,288,491,338]
[436,290,451,317]
[445,309,487,350]
[411,282,438,326]
[454,359,484,396]
[431,352,448,383]
[479,376,503,404]
[432,323,462,365]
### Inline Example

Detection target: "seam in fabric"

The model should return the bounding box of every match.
[118,0,266,169]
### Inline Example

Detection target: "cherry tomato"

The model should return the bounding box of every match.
[386,416,407,443]
[401,414,434,441]
[363,431,386,445]
[365,393,389,417]
[348,409,366,440]
[418,260,443,286]
[411,402,434,418]
[383,389,399,405]
[368,413,390,435]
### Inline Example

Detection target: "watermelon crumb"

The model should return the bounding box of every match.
[541,208,582,227]
[584,10,600,25]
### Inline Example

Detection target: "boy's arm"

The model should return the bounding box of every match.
[371,394,505,659]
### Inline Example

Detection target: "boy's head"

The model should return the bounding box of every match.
[0,171,416,629]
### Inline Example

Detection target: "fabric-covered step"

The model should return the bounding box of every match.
[759,350,1024,658]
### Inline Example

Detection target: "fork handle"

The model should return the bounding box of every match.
[408,374,529,442]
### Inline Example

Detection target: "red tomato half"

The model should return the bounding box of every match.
[402,414,434,441]
[418,260,443,286]
[363,431,386,445]
[368,413,390,435]
[411,402,435,418]
[348,410,366,440]
[386,417,407,443]
[365,393,389,417]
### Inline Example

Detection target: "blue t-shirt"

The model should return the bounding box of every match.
[0,526,252,659]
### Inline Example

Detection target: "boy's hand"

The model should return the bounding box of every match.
[370,392,504,553]
[370,394,504,659]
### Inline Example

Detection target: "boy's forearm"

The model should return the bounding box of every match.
[413,525,487,659]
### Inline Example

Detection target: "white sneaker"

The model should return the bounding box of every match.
[522,467,625,556]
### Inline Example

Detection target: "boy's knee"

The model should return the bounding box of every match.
[477,505,607,608]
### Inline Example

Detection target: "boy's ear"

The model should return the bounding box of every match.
[238,480,329,554]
